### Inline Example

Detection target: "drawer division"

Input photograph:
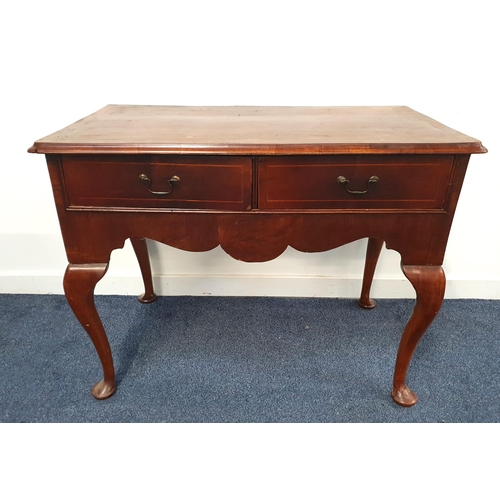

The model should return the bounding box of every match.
[257,155,455,210]
[62,155,253,210]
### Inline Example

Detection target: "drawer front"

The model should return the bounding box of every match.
[62,155,253,210]
[258,155,454,210]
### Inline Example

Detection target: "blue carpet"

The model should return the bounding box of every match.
[0,294,499,422]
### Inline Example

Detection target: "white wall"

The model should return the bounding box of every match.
[1,0,498,298]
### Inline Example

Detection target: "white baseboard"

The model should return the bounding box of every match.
[1,273,499,299]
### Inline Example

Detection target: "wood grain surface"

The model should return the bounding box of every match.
[29,105,487,155]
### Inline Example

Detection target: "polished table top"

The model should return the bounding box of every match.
[29,105,486,155]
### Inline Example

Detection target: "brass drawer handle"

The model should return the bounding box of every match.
[139,173,180,195]
[337,175,379,194]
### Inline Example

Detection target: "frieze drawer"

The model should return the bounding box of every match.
[257,155,454,210]
[62,155,253,211]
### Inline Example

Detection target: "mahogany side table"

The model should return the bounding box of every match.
[29,105,486,406]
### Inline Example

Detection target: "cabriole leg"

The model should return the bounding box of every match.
[63,263,116,400]
[392,264,446,407]
[131,237,157,304]
[359,237,384,309]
